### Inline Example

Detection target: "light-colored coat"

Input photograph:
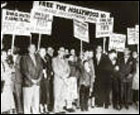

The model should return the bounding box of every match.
[52,57,70,112]
[132,62,139,90]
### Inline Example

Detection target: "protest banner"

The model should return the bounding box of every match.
[109,33,126,52]
[135,25,139,45]
[33,1,110,23]
[30,9,53,35]
[2,9,31,36]
[127,28,136,45]
[96,18,114,38]
[30,9,53,50]
[73,19,89,43]
[135,25,139,53]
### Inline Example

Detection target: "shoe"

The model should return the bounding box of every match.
[114,105,121,111]
[44,110,49,114]
[65,108,75,112]
[125,105,129,110]
[85,108,89,111]
[55,111,66,114]
[105,105,109,109]
[60,111,66,114]
[96,105,103,108]
[91,106,95,108]
[76,106,80,109]
[120,104,123,109]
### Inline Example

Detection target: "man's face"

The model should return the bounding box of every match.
[96,46,102,53]
[132,52,138,59]
[48,48,54,57]
[1,51,7,61]
[70,49,75,55]
[39,48,46,57]
[65,49,69,55]
[8,49,12,56]
[59,51,65,57]
[29,45,36,54]
[89,51,93,58]
[50,49,54,56]
[110,52,117,60]
[124,48,130,56]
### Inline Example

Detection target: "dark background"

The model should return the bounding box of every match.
[1,1,139,54]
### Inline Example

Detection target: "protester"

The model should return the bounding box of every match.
[39,48,48,114]
[21,44,43,114]
[52,47,70,114]
[65,51,78,112]
[46,47,54,112]
[106,50,121,110]
[87,51,96,108]
[118,48,136,109]
[1,49,15,114]
[12,47,23,114]
[99,49,118,109]
[94,45,109,108]
[111,54,122,110]
[132,51,139,109]
[79,51,94,111]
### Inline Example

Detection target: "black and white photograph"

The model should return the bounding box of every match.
[1,1,139,114]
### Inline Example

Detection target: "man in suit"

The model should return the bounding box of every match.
[118,48,136,109]
[94,45,108,107]
[21,44,43,114]
[45,47,54,112]
[12,47,23,114]
[94,46,118,109]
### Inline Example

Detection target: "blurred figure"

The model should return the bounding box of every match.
[52,47,70,114]
[87,51,96,109]
[12,47,23,114]
[132,51,139,109]
[1,49,15,114]
[65,49,78,112]
[118,48,136,109]
[65,49,70,58]
[39,48,48,114]
[94,45,108,107]
[79,51,94,111]
[46,47,54,112]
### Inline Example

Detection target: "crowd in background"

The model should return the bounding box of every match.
[1,44,139,114]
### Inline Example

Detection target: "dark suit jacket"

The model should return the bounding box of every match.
[94,53,108,76]
[46,54,53,80]
[14,55,23,84]
[21,54,43,87]
[118,57,135,82]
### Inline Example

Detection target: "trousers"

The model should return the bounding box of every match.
[23,85,40,114]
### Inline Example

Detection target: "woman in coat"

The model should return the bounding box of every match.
[132,52,139,109]
[1,50,15,114]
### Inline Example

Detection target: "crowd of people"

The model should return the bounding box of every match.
[1,44,139,114]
